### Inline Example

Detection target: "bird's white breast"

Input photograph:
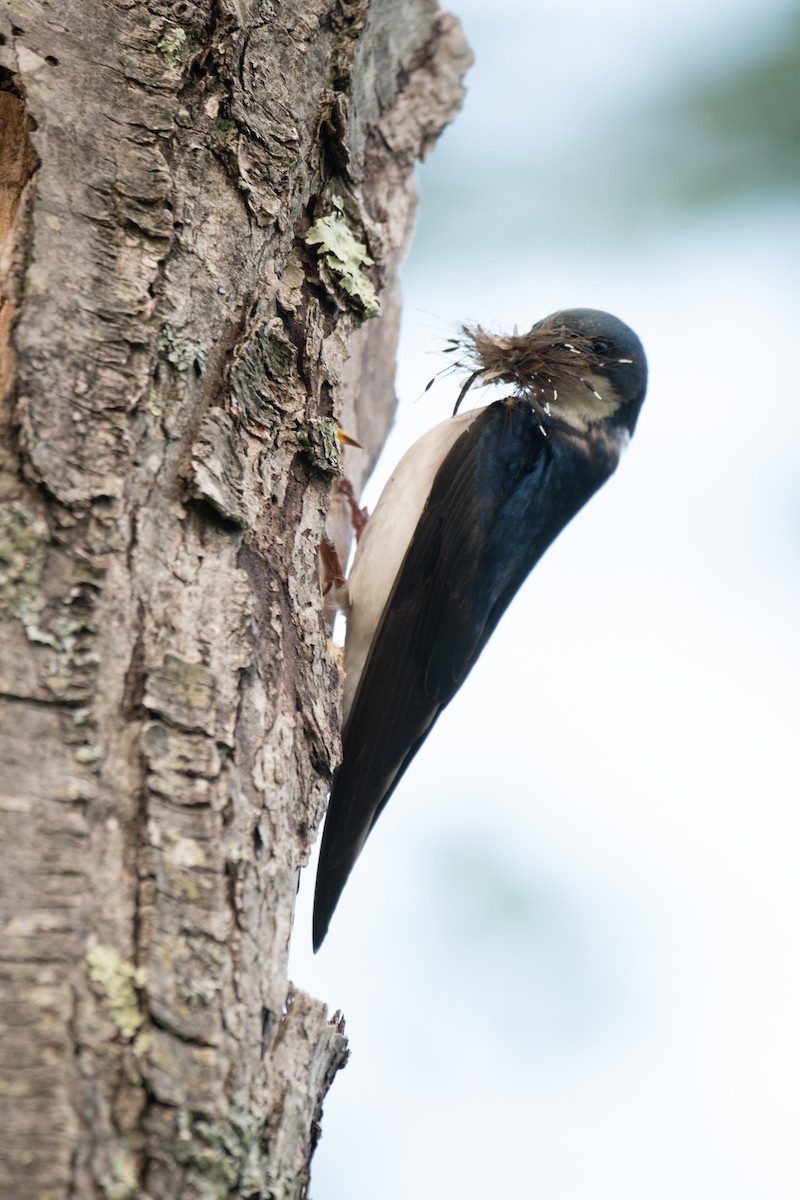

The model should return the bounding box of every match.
[341,408,482,724]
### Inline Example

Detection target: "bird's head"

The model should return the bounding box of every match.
[450,307,647,439]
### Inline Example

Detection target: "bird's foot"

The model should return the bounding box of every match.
[339,477,369,542]
[320,534,347,596]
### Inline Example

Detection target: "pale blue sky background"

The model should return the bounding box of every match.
[292,1,800,1196]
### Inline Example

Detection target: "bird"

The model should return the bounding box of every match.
[313,307,648,950]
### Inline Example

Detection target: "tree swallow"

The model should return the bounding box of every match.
[314,308,648,949]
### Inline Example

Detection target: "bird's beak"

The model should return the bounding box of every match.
[337,428,363,449]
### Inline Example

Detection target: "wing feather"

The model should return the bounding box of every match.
[313,399,610,947]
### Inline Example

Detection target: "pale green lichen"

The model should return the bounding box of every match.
[159,324,207,373]
[0,507,97,700]
[86,944,147,1040]
[73,742,103,765]
[0,502,49,623]
[147,385,163,417]
[43,612,100,701]
[133,1029,153,1058]
[186,931,228,971]
[99,1150,139,1200]
[305,195,381,317]
[157,26,187,69]
[167,1096,302,1200]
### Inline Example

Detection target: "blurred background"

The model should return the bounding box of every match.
[291,0,800,1196]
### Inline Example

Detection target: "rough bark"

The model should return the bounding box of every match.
[0,2,471,1197]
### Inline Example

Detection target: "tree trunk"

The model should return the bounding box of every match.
[0,2,470,1196]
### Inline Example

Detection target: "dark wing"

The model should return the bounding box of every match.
[313,400,609,948]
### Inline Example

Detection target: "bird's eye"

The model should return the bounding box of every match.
[592,339,610,355]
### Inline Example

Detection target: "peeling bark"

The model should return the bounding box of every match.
[0,3,471,1197]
